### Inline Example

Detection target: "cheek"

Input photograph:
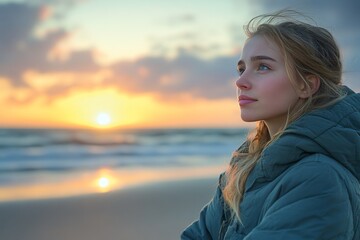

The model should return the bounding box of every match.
[264,77,299,106]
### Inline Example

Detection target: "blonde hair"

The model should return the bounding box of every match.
[223,10,345,221]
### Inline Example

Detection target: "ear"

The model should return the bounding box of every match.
[299,75,320,99]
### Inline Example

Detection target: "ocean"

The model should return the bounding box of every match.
[0,128,248,201]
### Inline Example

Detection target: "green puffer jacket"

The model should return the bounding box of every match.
[181,87,360,240]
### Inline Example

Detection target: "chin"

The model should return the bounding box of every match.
[240,115,258,122]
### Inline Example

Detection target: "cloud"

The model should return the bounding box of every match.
[110,50,238,100]
[0,3,99,87]
[0,3,41,85]
[2,0,359,105]
[28,0,87,6]
[0,2,239,102]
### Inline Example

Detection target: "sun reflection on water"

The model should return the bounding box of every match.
[0,165,225,202]
[94,168,119,193]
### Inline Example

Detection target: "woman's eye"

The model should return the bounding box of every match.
[258,64,270,71]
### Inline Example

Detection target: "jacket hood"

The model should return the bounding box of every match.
[246,86,360,190]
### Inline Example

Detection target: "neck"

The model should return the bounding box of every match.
[264,117,288,138]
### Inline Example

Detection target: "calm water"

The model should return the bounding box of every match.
[0,128,248,200]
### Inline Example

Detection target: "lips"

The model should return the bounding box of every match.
[238,95,257,106]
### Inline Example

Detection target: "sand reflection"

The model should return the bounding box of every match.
[0,165,225,202]
[94,168,120,193]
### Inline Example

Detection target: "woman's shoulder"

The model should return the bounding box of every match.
[292,153,353,175]
[281,153,359,192]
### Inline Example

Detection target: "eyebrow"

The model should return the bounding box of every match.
[237,55,277,67]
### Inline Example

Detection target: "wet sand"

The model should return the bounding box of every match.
[0,177,218,240]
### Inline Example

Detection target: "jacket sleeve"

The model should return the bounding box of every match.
[244,157,355,240]
[181,175,226,240]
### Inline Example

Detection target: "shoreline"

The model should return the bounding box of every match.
[0,177,218,240]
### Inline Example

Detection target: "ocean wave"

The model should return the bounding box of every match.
[0,130,139,148]
[0,166,74,173]
[0,128,248,149]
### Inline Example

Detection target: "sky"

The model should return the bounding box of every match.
[0,0,359,129]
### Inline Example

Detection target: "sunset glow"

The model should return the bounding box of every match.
[0,85,246,129]
[0,1,358,129]
[0,1,249,129]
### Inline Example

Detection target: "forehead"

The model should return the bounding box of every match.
[240,35,283,62]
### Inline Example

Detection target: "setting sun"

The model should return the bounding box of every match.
[98,177,110,188]
[96,112,111,126]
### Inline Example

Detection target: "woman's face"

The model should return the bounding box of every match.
[236,35,300,134]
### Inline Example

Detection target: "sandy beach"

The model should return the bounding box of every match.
[0,177,218,240]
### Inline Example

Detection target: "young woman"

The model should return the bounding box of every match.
[181,11,360,240]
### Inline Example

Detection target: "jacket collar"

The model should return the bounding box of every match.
[245,86,360,191]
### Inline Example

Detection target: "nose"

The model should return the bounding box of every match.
[235,74,251,90]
